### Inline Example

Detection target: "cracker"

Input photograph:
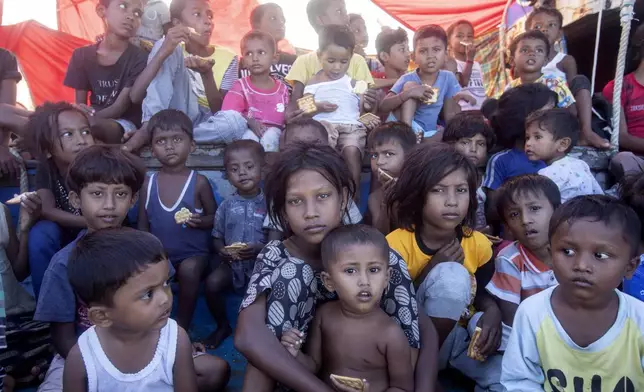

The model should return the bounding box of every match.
[358,113,380,126]
[174,207,192,225]
[467,326,486,361]
[377,168,394,182]
[330,374,364,391]
[297,95,317,114]
[187,27,200,37]
[6,192,34,205]
[420,85,440,105]
[224,242,248,251]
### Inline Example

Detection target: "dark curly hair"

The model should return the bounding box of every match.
[443,111,496,150]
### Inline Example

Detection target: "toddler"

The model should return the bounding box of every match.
[282,225,413,392]
[222,30,290,152]
[525,108,603,203]
[138,109,216,331]
[445,20,487,111]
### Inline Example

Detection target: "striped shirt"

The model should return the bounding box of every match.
[486,241,557,305]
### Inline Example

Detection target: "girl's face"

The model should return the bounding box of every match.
[284,169,345,245]
[51,110,95,166]
[449,23,474,55]
[350,18,369,49]
[319,44,352,80]
[177,0,213,47]
[257,5,286,42]
[422,168,470,232]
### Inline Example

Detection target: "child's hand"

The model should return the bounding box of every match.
[71,103,96,119]
[247,118,267,138]
[185,56,215,75]
[432,238,464,264]
[475,307,502,357]
[405,84,434,102]
[330,377,370,392]
[454,92,477,106]
[186,213,205,229]
[0,145,21,179]
[280,328,304,357]
[315,101,338,113]
[465,43,477,63]
[362,115,381,131]
[19,192,42,233]
[192,342,206,354]
[236,243,262,260]
[362,88,378,112]
[160,26,191,57]
[285,108,308,123]
[218,249,234,263]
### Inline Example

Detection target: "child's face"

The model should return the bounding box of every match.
[525,122,568,164]
[316,0,349,28]
[225,149,262,196]
[257,5,286,42]
[99,0,143,39]
[71,182,137,231]
[319,44,353,80]
[503,190,554,254]
[413,37,447,75]
[422,168,470,232]
[449,23,474,55]
[322,243,390,313]
[551,219,638,303]
[242,38,276,76]
[528,13,561,46]
[284,126,328,146]
[52,111,95,166]
[383,42,411,73]
[513,38,547,74]
[151,128,194,168]
[284,169,345,245]
[369,139,406,180]
[176,0,213,47]
[453,134,488,168]
[350,18,369,49]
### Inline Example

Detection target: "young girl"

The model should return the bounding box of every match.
[25,102,95,298]
[386,143,504,391]
[445,20,487,111]
[349,14,384,73]
[234,143,438,392]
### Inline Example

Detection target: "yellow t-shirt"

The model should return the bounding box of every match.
[386,228,493,281]
[285,51,375,86]
[182,45,236,108]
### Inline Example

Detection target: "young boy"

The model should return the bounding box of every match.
[204,140,267,349]
[282,224,414,392]
[619,175,644,302]
[502,195,644,391]
[524,108,603,203]
[366,122,416,235]
[64,0,149,144]
[138,109,216,332]
[373,27,411,94]
[486,174,561,350]
[349,14,384,73]
[380,24,461,140]
[222,30,290,152]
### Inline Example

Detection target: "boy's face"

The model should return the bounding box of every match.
[52,111,95,166]
[257,5,286,42]
[322,243,390,314]
[316,0,349,28]
[176,0,213,47]
[382,42,411,73]
[525,122,569,164]
[284,126,328,146]
[413,37,447,75]
[369,139,406,180]
[98,0,143,39]
[503,190,554,254]
[453,134,488,168]
[422,168,470,232]
[151,128,194,168]
[551,219,638,303]
[513,38,547,74]
[225,149,262,196]
[242,38,277,76]
[350,18,369,49]
[70,182,137,231]
[449,23,474,55]
[528,13,561,46]
[319,44,352,80]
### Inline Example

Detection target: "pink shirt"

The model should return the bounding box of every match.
[222,76,289,129]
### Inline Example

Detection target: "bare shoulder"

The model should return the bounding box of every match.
[195,173,212,191]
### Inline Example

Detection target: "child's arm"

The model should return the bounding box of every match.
[384,324,414,392]
[92,88,134,120]
[137,176,150,231]
[486,254,523,327]
[281,328,317,373]
[51,322,78,359]
[380,85,431,114]
[4,200,37,282]
[62,344,88,392]
[173,326,199,392]
[367,190,392,235]
[37,188,87,228]
[212,206,233,262]
[184,57,223,113]
[187,174,216,230]
[473,261,502,357]
[561,54,578,82]
[441,73,462,123]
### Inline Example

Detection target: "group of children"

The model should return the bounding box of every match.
[0,0,642,391]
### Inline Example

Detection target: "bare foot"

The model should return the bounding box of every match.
[579,131,611,150]
[121,127,151,154]
[203,324,233,349]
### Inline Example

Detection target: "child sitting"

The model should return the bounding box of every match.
[138,109,216,332]
[349,14,385,73]
[366,122,417,235]
[282,224,414,392]
[486,174,561,350]
[304,24,378,195]
[205,140,267,348]
[372,28,411,93]
[222,30,290,152]
[380,24,462,140]
[64,0,149,144]
[25,102,95,298]
[443,111,496,230]
[502,195,644,391]
[524,108,603,202]
[445,20,487,111]
[619,175,644,302]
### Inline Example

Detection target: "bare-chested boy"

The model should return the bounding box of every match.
[281,224,413,392]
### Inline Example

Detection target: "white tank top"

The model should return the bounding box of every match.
[455,60,487,111]
[78,318,177,392]
[542,52,567,80]
[304,75,361,124]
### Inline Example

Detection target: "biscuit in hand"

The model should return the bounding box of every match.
[330,374,364,391]
[174,208,192,225]
[297,94,317,114]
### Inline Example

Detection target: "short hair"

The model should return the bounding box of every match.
[631,23,644,64]
[169,0,189,21]
[307,0,339,31]
[265,143,355,233]
[67,145,146,195]
[319,24,355,53]
[68,228,167,306]
[283,119,329,144]
[413,24,448,50]
[148,109,193,139]
[223,140,265,167]
[367,122,417,152]
[549,195,641,258]
[619,174,644,242]
[321,224,389,269]
[525,6,564,31]
[249,2,281,29]
[388,143,478,233]
[525,108,579,152]
[240,30,277,54]
[496,174,561,222]
[348,13,364,24]
[490,83,558,149]
[442,111,496,150]
[446,20,475,40]
[375,28,408,65]
[509,30,551,58]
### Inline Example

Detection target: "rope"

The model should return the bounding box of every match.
[590,8,603,94]
[611,0,636,154]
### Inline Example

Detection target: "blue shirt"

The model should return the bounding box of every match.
[213,191,268,250]
[483,148,546,191]
[390,69,461,133]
